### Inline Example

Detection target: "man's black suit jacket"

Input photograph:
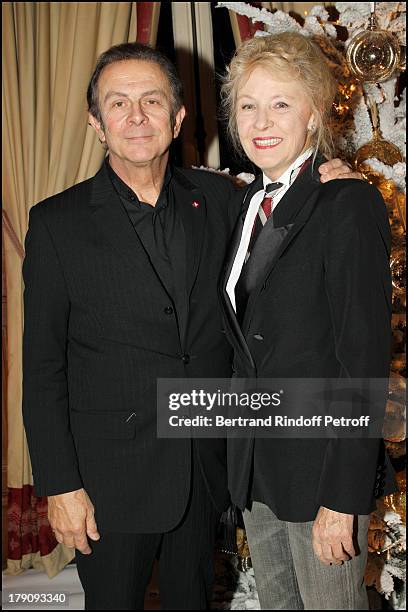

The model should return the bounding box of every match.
[220,158,396,522]
[22,161,241,533]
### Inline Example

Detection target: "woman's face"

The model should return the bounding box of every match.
[235,65,316,180]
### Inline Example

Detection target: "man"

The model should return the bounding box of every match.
[22,42,356,610]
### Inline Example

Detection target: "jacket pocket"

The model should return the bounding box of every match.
[69,408,137,439]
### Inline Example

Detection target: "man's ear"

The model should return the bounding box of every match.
[173,105,186,139]
[88,112,106,145]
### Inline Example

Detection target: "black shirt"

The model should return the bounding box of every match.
[105,156,188,343]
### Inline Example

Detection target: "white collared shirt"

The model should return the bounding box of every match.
[226,147,314,310]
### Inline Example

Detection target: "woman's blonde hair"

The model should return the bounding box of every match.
[220,32,337,161]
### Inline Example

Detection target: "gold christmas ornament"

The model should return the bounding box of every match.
[236,527,250,558]
[346,12,401,83]
[392,191,407,235]
[390,238,406,296]
[379,178,398,202]
[396,470,406,493]
[391,355,406,373]
[368,528,386,552]
[383,398,406,442]
[382,492,406,525]
[378,180,406,235]
[236,527,252,572]
[354,100,403,173]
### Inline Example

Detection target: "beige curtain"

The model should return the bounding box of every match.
[2,1,137,577]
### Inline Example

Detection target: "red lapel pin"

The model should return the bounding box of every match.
[192,200,200,208]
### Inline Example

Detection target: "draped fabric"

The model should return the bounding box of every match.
[136,1,161,46]
[228,1,266,46]
[2,1,159,577]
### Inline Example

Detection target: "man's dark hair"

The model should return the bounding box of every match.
[87,42,184,127]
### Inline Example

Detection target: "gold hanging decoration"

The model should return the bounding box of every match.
[346,10,401,83]
[390,237,406,296]
[353,99,403,180]
[382,492,406,525]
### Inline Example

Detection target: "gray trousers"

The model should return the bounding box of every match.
[243,502,370,610]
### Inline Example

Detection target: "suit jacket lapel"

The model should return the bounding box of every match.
[221,176,263,371]
[222,175,263,285]
[242,160,322,332]
[89,162,175,299]
[172,167,207,299]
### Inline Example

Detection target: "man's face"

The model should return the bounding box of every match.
[89,59,185,167]
[235,65,315,180]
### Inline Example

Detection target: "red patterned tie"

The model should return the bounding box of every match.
[260,194,273,221]
[247,182,283,258]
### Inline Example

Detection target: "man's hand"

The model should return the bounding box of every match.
[312,506,356,566]
[48,488,100,554]
[318,158,363,182]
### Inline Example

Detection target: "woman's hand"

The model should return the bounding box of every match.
[312,506,356,565]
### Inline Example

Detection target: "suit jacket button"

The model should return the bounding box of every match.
[164,306,174,315]
[182,354,190,364]
[253,333,264,341]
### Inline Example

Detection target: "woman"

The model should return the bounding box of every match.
[219,32,396,610]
